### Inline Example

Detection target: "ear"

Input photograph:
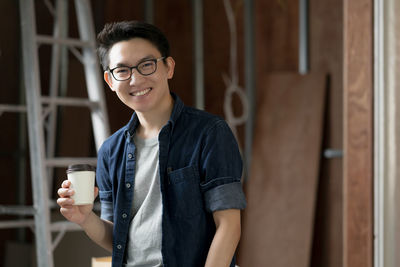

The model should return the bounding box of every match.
[104,71,116,91]
[166,57,175,79]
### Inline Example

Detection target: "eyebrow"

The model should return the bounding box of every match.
[113,55,158,68]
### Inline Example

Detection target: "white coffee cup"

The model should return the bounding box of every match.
[66,164,96,205]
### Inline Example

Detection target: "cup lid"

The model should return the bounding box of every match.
[66,164,96,174]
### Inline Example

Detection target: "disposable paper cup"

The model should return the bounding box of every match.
[66,164,96,205]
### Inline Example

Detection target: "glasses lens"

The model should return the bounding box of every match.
[112,67,131,81]
[137,60,156,75]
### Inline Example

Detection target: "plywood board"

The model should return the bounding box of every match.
[343,0,373,265]
[238,72,326,267]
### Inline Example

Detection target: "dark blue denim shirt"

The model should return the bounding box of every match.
[96,93,247,267]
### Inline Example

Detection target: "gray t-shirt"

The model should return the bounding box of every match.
[124,135,163,267]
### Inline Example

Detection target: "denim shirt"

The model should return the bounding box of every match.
[96,93,247,267]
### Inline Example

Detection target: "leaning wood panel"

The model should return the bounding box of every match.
[238,72,326,267]
[343,0,373,266]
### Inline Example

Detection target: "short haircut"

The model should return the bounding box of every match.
[97,21,170,71]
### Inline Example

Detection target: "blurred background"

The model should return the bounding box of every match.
[1,0,396,266]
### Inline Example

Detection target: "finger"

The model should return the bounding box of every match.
[57,188,74,198]
[60,206,75,217]
[57,188,68,197]
[61,180,71,188]
[57,197,74,207]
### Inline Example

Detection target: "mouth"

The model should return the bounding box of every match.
[129,88,152,97]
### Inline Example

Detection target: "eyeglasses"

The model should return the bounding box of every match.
[108,57,165,81]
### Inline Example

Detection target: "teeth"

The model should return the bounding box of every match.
[132,88,151,96]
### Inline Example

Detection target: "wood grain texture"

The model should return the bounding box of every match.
[238,72,326,267]
[343,0,373,266]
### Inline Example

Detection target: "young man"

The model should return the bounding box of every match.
[57,21,246,267]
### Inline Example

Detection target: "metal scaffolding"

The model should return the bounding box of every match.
[0,0,110,266]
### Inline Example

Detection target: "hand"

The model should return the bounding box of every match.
[57,180,99,226]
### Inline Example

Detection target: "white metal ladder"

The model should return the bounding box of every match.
[0,0,110,266]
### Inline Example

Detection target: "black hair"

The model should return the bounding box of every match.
[97,21,170,71]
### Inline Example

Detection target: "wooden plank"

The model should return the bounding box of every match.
[343,0,373,266]
[238,72,326,267]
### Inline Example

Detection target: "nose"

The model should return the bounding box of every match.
[129,69,144,85]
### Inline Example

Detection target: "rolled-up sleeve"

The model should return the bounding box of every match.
[204,182,246,212]
[200,120,247,212]
[99,192,113,222]
[96,142,114,222]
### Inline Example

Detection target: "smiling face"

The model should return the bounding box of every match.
[104,38,175,114]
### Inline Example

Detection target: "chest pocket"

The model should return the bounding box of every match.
[167,165,204,218]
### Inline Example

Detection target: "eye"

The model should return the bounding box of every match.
[140,61,155,69]
[114,67,129,74]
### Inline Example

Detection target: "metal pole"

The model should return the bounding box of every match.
[36,35,91,46]
[299,0,309,74]
[19,0,54,266]
[74,0,110,150]
[374,0,384,266]
[144,0,154,24]
[193,0,204,110]
[244,0,255,180]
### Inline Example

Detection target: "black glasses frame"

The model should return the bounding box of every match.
[108,57,165,81]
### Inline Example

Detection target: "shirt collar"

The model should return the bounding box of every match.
[124,91,184,141]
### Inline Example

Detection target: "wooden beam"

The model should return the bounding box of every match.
[343,0,373,266]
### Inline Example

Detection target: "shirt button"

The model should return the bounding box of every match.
[122,213,128,219]
[126,183,131,188]
[128,153,133,159]
[116,244,122,250]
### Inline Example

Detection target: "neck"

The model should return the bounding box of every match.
[136,95,174,139]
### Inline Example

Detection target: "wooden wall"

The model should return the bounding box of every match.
[343,0,374,266]
[237,0,344,266]
[0,0,373,266]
